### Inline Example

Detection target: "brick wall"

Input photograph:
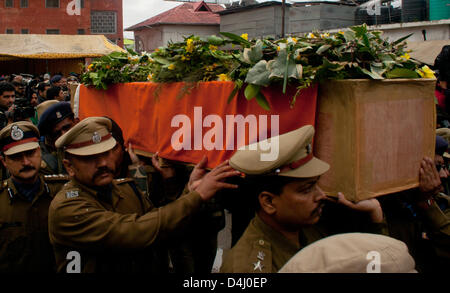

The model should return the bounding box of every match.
[0,0,123,47]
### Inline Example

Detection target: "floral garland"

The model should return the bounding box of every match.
[81,24,434,109]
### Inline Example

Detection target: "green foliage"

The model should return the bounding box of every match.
[81,25,432,110]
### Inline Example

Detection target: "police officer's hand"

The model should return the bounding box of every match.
[151,152,175,179]
[334,192,384,223]
[419,157,442,199]
[192,157,240,201]
[188,156,209,192]
[127,143,142,166]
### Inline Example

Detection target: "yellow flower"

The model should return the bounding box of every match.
[181,55,190,61]
[168,64,175,70]
[338,31,344,35]
[291,37,298,44]
[87,64,94,71]
[417,65,436,79]
[209,44,218,51]
[400,53,410,60]
[307,33,316,38]
[240,33,248,41]
[155,48,159,52]
[217,74,231,81]
[185,38,194,53]
[277,46,281,52]
[296,54,301,61]
[321,33,330,38]
[147,73,153,81]
[205,65,215,71]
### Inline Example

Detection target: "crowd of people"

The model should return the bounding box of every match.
[0,46,449,274]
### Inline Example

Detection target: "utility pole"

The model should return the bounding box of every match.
[281,0,286,38]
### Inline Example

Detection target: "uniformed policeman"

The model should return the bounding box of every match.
[220,125,386,273]
[37,102,79,174]
[48,117,240,273]
[0,121,68,272]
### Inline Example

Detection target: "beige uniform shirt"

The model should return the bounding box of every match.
[48,178,203,273]
[0,175,67,272]
[220,214,301,273]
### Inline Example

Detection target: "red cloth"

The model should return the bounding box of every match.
[436,89,446,109]
[78,81,318,168]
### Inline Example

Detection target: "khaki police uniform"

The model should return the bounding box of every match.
[221,214,300,273]
[220,125,388,273]
[48,117,204,273]
[0,121,68,272]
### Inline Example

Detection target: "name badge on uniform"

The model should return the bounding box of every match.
[66,190,79,199]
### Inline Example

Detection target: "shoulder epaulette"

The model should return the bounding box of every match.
[114,178,135,185]
[44,174,70,182]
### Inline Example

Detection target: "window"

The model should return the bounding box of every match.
[21,29,28,34]
[80,0,84,8]
[91,11,117,34]
[77,29,85,35]
[20,0,27,8]
[46,29,60,34]
[6,29,13,34]
[5,0,13,8]
[45,0,59,8]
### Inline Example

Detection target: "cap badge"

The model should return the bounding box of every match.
[92,132,101,144]
[306,143,312,155]
[56,111,62,119]
[10,125,24,141]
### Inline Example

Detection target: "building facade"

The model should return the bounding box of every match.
[0,0,123,47]
[126,1,223,53]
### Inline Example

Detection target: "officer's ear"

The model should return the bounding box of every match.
[62,156,76,177]
[0,154,6,168]
[258,191,277,215]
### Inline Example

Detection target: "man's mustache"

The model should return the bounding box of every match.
[92,167,115,180]
[311,201,325,217]
[19,166,36,172]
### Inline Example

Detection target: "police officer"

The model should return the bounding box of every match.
[220,125,386,273]
[0,121,68,272]
[48,117,240,273]
[38,102,79,174]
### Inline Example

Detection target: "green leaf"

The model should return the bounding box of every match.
[227,80,243,103]
[316,44,331,55]
[351,24,368,37]
[245,60,271,86]
[207,35,224,46]
[343,30,356,42]
[219,32,252,47]
[242,40,264,64]
[392,33,413,46]
[244,84,260,101]
[267,50,300,80]
[370,64,386,78]
[255,92,270,110]
[153,56,171,65]
[385,67,420,78]
[360,67,383,79]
